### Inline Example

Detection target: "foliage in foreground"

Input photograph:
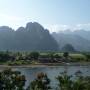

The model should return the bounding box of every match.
[0,69,90,90]
[56,71,90,90]
[0,69,26,90]
[27,72,51,90]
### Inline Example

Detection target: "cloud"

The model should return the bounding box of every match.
[46,23,90,33]
[0,13,90,32]
[45,24,70,32]
[75,23,90,30]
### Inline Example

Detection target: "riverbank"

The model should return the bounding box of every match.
[0,62,90,68]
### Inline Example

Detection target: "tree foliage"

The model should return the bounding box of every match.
[56,71,90,90]
[62,44,76,52]
[0,69,90,90]
[0,68,26,90]
[27,72,51,90]
[30,52,40,60]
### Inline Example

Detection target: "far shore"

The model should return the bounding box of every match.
[0,62,90,68]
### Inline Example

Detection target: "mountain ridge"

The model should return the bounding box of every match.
[0,22,59,51]
[0,22,90,52]
[52,30,90,51]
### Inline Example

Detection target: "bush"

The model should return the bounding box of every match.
[30,52,40,60]
[0,69,26,90]
[27,72,51,90]
[56,71,90,90]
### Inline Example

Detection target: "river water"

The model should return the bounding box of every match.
[8,65,90,89]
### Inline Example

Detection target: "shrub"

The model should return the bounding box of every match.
[0,69,26,90]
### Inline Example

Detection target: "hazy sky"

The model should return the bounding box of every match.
[0,0,90,32]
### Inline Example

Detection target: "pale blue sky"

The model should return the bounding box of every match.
[0,0,90,32]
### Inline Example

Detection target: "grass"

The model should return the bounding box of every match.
[69,53,87,62]
[36,53,88,62]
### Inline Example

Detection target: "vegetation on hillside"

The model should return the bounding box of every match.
[0,22,59,51]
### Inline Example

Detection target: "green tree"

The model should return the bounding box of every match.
[48,52,55,60]
[56,71,72,90]
[30,52,40,60]
[0,51,11,62]
[27,72,51,90]
[56,71,90,90]
[63,52,69,58]
[62,44,76,52]
[83,53,90,61]
[0,68,26,90]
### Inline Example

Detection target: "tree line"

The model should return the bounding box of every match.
[0,51,90,64]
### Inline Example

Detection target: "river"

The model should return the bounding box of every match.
[6,65,90,89]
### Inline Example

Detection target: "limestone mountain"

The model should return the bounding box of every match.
[52,31,90,51]
[0,22,59,51]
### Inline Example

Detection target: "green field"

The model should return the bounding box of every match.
[0,51,90,65]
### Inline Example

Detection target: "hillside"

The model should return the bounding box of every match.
[0,22,59,51]
[52,31,90,51]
